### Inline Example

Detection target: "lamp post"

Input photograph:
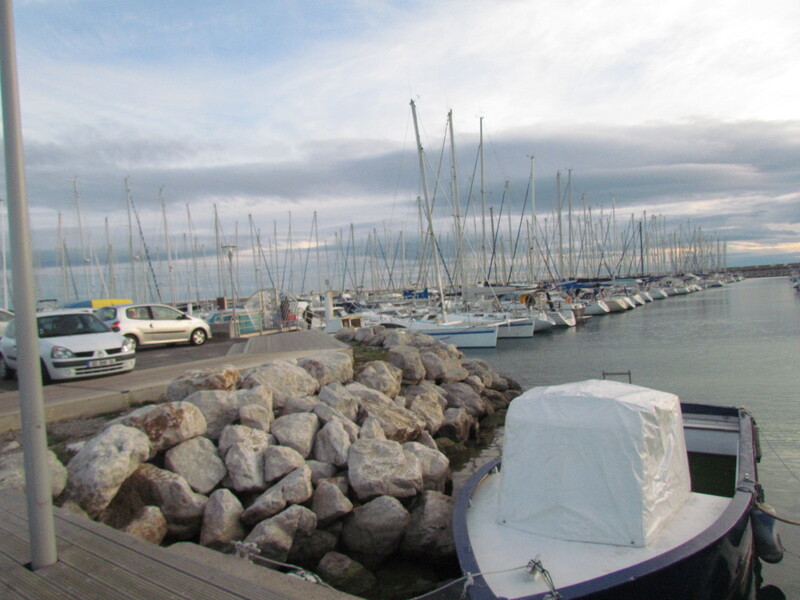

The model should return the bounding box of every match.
[1,0,57,569]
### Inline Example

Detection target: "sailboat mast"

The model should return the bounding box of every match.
[410,99,447,320]
[160,187,175,306]
[479,116,487,283]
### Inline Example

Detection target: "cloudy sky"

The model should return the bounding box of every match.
[3,0,800,299]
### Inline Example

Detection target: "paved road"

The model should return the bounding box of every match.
[0,337,238,394]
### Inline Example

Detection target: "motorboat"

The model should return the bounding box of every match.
[454,379,782,600]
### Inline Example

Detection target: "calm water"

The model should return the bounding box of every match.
[460,276,800,597]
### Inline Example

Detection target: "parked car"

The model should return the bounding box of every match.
[0,309,136,382]
[0,308,13,337]
[94,303,211,351]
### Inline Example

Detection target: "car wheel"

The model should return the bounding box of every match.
[1,357,15,380]
[124,334,139,351]
[40,360,52,385]
[190,328,208,346]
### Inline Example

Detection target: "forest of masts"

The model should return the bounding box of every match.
[15,105,728,309]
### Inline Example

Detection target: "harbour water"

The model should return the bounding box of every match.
[459,276,800,598]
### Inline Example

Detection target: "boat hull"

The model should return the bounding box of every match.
[454,403,761,600]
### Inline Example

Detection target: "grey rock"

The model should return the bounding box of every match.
[164,436,226,494]
[341,495,410,568]
[66,424,151,518]
[400,490,455,561]
[270,412,320,458]
[297,352,354,387]
[347,438,423,501]
[311,480,353,527]
[263,445,306,483]
[200,488,245,550]
[313,420,352,467]
[166,365,240,402]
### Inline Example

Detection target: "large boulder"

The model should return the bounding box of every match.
[165,365,240,402]
[402,381,448,408]
[242,465,314,525]
[119,402,207,454]
[313,420,352,467]
[297,352,354,387]
[316,551,377,597]
[238,403,273,432]
[164,436,226,494]
[441,382,488,417]
[125,463,208,538]
[386,345,426,384]
[230,385,274,412]
[120,505,168,544]
[220,425,271,492]
[311,480,353,527]
[341,495,410,568]
[263,445,306,483]
[312,403,359,440]
[66,424,150,517]
[240,361,319,412]
[419,348,469,384]
[354,360,403,398]
[243,504,317,562]
[347,439,423,501]
[281,396,319,416]
[348,383,426,442]
[437,407,475,442]
[183,390,241,440]
[402,441,450,493]
[270,413,320,458]
[400,491,455,561]
[0,449,67,498]
[318,383,360,422]
[200,488,245,550]
[458,358,494,388]
[408,391,446,434]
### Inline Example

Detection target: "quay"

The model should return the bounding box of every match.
[0,329,352,433]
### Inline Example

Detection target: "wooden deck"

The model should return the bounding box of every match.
[0,489,353,600]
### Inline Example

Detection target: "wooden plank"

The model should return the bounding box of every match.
[0,489,349,600]
[0,551,83,600]
[45,505,292,600]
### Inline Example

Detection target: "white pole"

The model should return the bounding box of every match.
[0,0,57,569]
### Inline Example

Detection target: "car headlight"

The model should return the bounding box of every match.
[122,337,135,353]
[51,345,76,359]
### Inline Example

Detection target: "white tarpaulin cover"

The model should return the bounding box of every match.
[496,379,691,547]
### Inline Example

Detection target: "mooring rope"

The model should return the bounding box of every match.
[756,503,800,527]
[232,543,561,600]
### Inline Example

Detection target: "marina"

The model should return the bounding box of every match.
[454,275,800,599]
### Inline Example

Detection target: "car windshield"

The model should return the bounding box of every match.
[38,313,110,337]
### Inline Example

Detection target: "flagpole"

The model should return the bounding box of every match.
[0,0,58,569]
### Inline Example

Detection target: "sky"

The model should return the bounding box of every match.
[2,0,800,300]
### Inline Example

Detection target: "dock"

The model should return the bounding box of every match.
[0,329,351,433]
[0,488,355,600]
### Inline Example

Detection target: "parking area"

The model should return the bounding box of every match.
[0,337,238,393]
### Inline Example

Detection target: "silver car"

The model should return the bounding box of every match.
[95,303,211,351]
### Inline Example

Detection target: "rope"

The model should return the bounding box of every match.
[756,503,800,527]
[762,436,800,485]
[231,542,336,589]
[231,543,561,600]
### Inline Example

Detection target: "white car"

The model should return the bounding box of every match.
[94,303,211,351]
[0,308,13,337]
[0,309,136,382]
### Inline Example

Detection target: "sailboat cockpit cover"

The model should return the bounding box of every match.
[497,379,691,547]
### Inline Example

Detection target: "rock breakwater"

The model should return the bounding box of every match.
[0,325,520,597]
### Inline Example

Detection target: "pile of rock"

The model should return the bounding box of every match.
[2,326,520,596]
